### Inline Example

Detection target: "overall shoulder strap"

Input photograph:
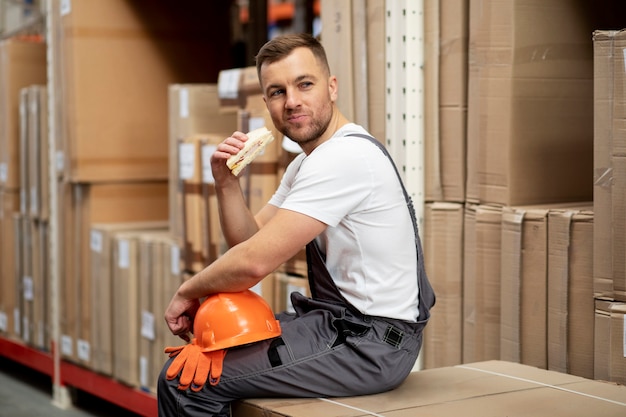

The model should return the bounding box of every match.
[347,133,436,318]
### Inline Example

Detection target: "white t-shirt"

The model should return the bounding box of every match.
[269,124,419,322]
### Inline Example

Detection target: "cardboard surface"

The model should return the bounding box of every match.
[425,0,468,203]
[500,206,549,369]
[592,30,616,301]
[233,361,626,417]
[0,38,47,190]
[51,0,231,182]
[463,204,502,363]
[594,300,626,385]
[466,0,594,206]
[0,189,20,338]
[423,202,464,368]
[547,207,594,379]
[168,84,238,239]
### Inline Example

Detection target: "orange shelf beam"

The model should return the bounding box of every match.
[0,336,158,417]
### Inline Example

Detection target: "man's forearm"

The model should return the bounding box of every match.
[216,180,260,247]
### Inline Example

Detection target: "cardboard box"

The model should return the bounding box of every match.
[26,85,49,221]
[366,0,386,144]
[19,218,35,347]
[18,88,29,216]
[50,0,232,182]
[425,0,468,203]
[612,155,626,302]
[320,1,355,122]
[179,134,225,273]
[112,229,168,388]
[592,30,616,301]
[547,207,594,379]
[90,221,170,376]
[466,0,594,206]
[24,218,49,351]
[500,206,549,369]
[168,84,238,239]
[611,31,626,302]
[232,360,626,417]
[11,213,23,339]
[151,236,185,392]
[423,202,464,369]
[0,37,47,190]
[61,181,168,366]
[138,231,173,393]
[217,66,263,110]
[594,300,626,384]
[463,204,502,363]
[0,189,20,338]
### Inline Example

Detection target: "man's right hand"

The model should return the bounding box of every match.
[210,132,249,184]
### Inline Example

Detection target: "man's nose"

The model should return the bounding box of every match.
[284,89,301,109]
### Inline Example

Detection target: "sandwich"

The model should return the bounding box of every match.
[226,126,275,176]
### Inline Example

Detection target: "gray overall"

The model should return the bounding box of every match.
[157,134,435,417]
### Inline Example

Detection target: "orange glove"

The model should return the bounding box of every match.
[165,339,227,391]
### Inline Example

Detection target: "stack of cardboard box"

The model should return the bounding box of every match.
[2,0,233,394]
[420,0,616,385]
[592,29,626,385]
[0,37,47,346]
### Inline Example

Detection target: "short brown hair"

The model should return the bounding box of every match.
[255,33,330,79]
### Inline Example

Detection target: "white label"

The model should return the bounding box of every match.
[0,163,6,182]
[170,245,180,275]
[37,322,44,348]
[61,335,73,356]
[13,308,20,334]
[23,276,34,301]
[30,187,38,214]
[179,88,189,118]
[0,312,6,331]
[201,144,217,184]
[60,0,71,16]
[20,189,27,214]
[141,310,155,341]
[55,151,65,172]
[22,316,30,343]
[179,143,196,180]
[118,239,130,269]
[90,230,103,253]
[140,356,149,388]
[218,68,241,99]
[249,117,265,131]
[77,339,90,361]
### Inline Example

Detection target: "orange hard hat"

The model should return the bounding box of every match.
[193,290,281,352]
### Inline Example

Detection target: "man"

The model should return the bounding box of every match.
[158,33,434,417]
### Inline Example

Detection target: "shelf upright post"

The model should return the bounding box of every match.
[385,0,425,371]
[45,0,71,409]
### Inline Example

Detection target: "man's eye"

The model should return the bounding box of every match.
[300,82,313,89]
[270,89,284,97]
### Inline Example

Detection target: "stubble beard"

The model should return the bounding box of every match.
[281,102,333,148]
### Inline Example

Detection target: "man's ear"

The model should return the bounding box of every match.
[328,75,338,102]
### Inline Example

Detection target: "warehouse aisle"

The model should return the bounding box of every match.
[0,357,142,417]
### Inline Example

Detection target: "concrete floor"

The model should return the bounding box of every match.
[0,356,142,417]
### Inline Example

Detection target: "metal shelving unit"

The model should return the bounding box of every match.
[0,1,159,415]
